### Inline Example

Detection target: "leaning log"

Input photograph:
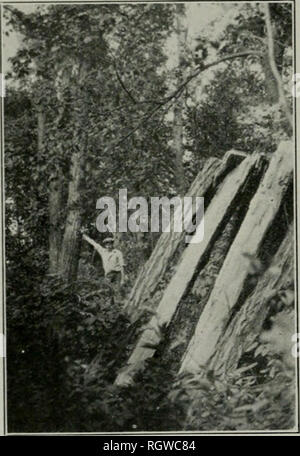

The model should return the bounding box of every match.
[115,153,261,386]
[160,209,242,372]
[124,152,247,322]
[179,141,293,374]
[210,223,294,376]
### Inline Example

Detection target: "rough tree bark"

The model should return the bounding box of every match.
[58,144,85,283]
[179,141,293,374]
[115,153,260,386]
[58,62,88,283]
[48,64,70,274]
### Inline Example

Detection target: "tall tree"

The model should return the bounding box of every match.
[5,4,175,282]
[172,3,187,194]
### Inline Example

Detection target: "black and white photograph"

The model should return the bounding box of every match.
[0,0,299,435]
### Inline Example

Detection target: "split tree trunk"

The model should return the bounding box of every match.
[161,209,242,371]
[180,141,293,374]
[210,224,293,375]
[124,152,246,322]
[115,153,260,386]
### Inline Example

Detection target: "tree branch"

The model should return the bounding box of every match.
[113,59,138,104]
[110,50,263,150]
[165,50,262,103]
[262,3,293,131]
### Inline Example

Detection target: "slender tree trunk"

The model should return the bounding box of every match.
[47,79,66,274]
[261,3,293,131]
[173,102,185,193]
[173,4,187,194]
[58,62,88,283]
[49,172,64,274]
[36,105,63,275]
[37,106,45,154]
[48,119,65,275]
[58,145,85,283]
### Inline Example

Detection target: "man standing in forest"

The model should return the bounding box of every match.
[81,230,126,303]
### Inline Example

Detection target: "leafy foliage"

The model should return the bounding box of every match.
[169,306,295,431]
[4,3,295,432]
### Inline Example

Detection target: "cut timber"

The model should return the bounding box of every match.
[210,224,294,375]
[115,153,260,386]
[125,151,248,322]
[161,210,242,371]
[180,141,293,374]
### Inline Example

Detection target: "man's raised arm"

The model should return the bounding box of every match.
[82,233,104,254]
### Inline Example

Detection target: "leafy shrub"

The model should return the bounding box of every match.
[169,309,295,431]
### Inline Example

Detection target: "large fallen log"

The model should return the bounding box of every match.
[124,152,247,322]
[160,209,242,371]
[210,223,294,375]
[115,153,261,386]
[179,141,293,374]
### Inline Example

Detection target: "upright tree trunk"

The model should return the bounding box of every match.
[58,145,85,283]
[173,101,185,193]
[36,104,63,275]
[58,62,88,283]
[173,4,187,194]
[49,171,64,274]
[37,106,45,154]
[47,67,69,274]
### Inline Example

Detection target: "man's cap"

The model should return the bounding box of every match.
[103,237,114,244]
